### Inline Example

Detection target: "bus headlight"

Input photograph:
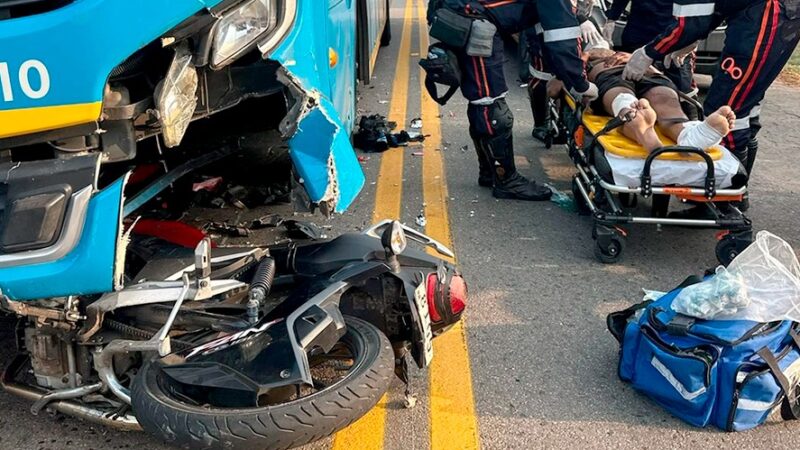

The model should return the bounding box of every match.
[156,44,198,148]
[211,0,279,68]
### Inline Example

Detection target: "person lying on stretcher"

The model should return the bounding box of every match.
[550,48,736,153]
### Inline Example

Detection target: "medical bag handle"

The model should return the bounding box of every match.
[756,329,800,421]
[641,147,716,199]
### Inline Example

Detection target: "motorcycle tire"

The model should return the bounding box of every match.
[131,316,394,450]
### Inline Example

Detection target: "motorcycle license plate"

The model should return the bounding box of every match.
[413,282,434,367]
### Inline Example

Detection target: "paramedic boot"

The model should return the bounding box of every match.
[479,135,552,201]
[494,172,553,200]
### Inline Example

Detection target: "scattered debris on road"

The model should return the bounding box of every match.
[416,214,427,227]
[354,114,427,152]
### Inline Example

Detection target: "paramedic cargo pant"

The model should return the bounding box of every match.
[705,0,800,174]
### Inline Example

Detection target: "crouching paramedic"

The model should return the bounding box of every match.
[621,0,800,179]
[425,0,598,201]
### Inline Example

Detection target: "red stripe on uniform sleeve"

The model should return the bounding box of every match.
[655,17,685,53]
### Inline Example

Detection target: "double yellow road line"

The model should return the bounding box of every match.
[334,0,479,448]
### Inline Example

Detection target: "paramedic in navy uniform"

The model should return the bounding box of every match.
[603,0,697,95]
[621,0,800,179]
[435,0,598,201]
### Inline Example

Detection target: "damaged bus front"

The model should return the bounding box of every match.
[0,0,389,214]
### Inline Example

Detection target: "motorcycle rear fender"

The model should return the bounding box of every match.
[0,157,129,301]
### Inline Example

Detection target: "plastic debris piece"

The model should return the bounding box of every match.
[404,393,418,409]
[206,222,250,237]
[283,220,324,240]
[192,176,223,192]
[251,214,284,229]
[358,155,371,163]
[415,214,427,227]
[642,289,667,302]
[469,210,475,218]
[412,151,424,157]
[460,145,468,153]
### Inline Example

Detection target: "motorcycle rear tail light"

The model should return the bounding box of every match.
[449,274,467,315]
[426,273,443,323]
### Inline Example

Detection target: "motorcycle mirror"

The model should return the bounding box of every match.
[381,220,407,256]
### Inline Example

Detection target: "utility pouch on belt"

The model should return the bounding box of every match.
[419,43,461,105]
[466,19,496,57]
[429,8,473,48]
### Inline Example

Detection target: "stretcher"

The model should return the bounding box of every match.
[556,92,753,264]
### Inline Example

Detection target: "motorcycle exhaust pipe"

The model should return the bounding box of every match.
[1,356,141,432]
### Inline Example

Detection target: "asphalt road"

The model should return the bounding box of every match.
[3,0,800,449]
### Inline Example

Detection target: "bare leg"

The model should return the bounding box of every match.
[642,86,687,139]
[601,88,663,152]
[643,87,735,144]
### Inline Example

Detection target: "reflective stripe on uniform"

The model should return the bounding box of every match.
[534,23,543,35]
[543,26,582,42]
[469,92,508,105]
[529,66,553,81]
[672,2,715,17]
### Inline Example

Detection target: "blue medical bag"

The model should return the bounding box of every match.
[607,275,800,431]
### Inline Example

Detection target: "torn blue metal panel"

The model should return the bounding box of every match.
[0,177,125,301]
[265,0,364,213]
[288,96,365,213]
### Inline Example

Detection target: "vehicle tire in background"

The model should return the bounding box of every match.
[380,0,391,46]
[131,316,394,450]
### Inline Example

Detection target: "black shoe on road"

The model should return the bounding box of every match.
[478,173,493,188]
[492,173,552,201]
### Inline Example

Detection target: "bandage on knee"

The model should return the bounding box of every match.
[611,93,638,117]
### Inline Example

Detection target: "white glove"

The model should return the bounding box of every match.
[570,82,599,104]
[622,47,653,81]
[602,21,616,42]
[580,20,603,46]
[664,42,698,69]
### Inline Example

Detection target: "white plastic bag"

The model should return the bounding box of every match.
[672,231,800,322]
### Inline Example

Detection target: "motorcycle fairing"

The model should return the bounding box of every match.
[0,175,126,300]
[0,0,225,138]
[160,282,348,400]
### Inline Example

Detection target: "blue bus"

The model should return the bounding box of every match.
[0,0,391,214]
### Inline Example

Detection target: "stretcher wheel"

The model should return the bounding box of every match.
[715,232,753,266]
[594,226,626,264]
[571,178,591,215]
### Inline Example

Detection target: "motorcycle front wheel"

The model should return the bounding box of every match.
[131,316,394,450]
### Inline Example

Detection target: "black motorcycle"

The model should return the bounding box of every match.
[1,220,466,449]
